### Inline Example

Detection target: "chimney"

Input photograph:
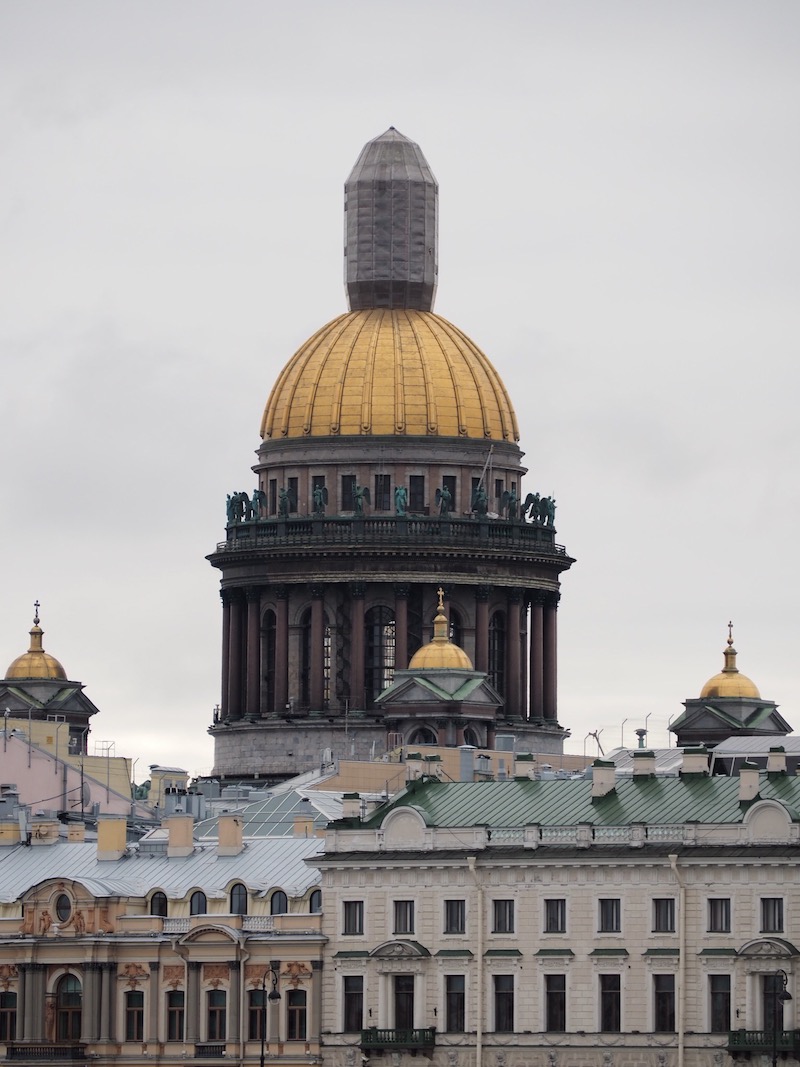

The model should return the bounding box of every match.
[30,814,60,846]
[217,813,244,856]
[293,815,315,838]
[67,823,86,843]
[163,813,194,858]
[341,793,362,820]
[0,816,22,846]
[739,761,760,803]
[632,750,656,778]
[680,746,709,776]
[767,746,787,776]
[591,759,616,799]
[406,753,424,782]
[97,814,127,861]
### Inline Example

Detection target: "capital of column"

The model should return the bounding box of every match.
[310,585,326,600]
[246,587,262,603]
[476,585,492,602]
[532,590,548,606]
[149,961,160,974]
[507,588,523,605]
[349,582,366,600]
[394,584,410,599]
[546,591,561,610]
[274,585,289,600]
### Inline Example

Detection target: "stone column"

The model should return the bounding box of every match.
[268,960,281,1046]
[529,592,545,721]
[310,961,322,1046]
[394,585,409,669]
[99,963,113,1042]
[349,585,366,710]
[310,586,326,710]
[474,586,490,673]
[274,587,289,715]
[220,590,231,721]
[81,963,99,1042]
[506,590,522,718]
[186,962,201,1043]
[149,962,160,1044]
[543,592,559,721]
[228,961,240,1043]
[16,963,27,1041]
[227,591,244,721]
[245,589,261,720]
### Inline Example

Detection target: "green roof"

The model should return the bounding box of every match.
[535,948,575,956]
[698,948,738,956]
[589,948,629,956]
[435,949,474,957]
[484,949,523,957]
[643,948,680,956]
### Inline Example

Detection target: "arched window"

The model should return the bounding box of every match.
[464,727,480,747]
[408,727,437,746]
[449,607,463,648]
[365,606,395,706]
[489,611,506,696]
[55,894,71,923]
[230,883,248,916]
[150,891,168,917]
[309,889,322,914]
[300,608,332,709]
[262,609,276,715]
[270,891,288,915]
[189,891,207,916]
[56,975,82,1041]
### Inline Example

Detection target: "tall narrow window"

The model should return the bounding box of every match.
[207,990,226,1041]
[0,993,17,1042]
[708,898,731,933]
[545,975,566,1032]
[287,477,298,513]
[492,899,514,933]
[248,988,266,1041]
[444,899,466,934]
[654,974,675,1032]
[374,474,391,511]
[445,975,465,1033]
[488,612,506,696]
[494,975,514,1032]
[270,891,288,915]
[269,479,277,516]
[448,608,463,648]
[709,975,731,1033]
[342,475,356,511]
[150,891,168,917]
[309,889,322,914]
[544,899,566,933]
[409,475,425,513]
[598,898,621,932]
[343,900,364,935]
[365,606,395,707]
[394,976,414,1030]
[56,975,82,1042]
[125,990,145,1041]
[653,898,675,933]
[343,977,364,1032]
[600,974,621,1033]
[300,607,312,707]
[394,900,415,935]
[230,883,248,916]
[190,891,207,916]
[287,990,307,1040]
[494,478,504,507]
[167,991,184,1042]
[761,898,784,933]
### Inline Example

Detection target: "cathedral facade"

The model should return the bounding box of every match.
[208,130,573,781]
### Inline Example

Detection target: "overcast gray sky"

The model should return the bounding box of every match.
[2,1,798,777]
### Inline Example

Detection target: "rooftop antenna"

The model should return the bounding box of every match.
[589,729,604,757]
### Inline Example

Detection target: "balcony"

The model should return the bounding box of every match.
[360,1027,436,1058]
[194,1044,226,1058]
[728,1029,800,1058]
[6,1046,87,1062]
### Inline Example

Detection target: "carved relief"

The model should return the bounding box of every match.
[119,963,149,987]
[283,961,311,987]
[204,963,230,987]
[0,964,18,990]
[163,965,185,989]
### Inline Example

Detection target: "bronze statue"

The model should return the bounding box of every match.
[352,484,370,515]
[501,488,519,520]
[313,484,328,516]
[249,488,267,520]
[278,488,291,518]
[471,483,488,516]
[435,485,453,517]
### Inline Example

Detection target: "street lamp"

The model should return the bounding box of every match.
[771,969,792,1067]
[259,966,281,1067]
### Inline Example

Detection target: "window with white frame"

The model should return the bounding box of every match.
[492,899,515,934]
[708,898,731,933]
[598,898,621,933]
[653,898,675,933]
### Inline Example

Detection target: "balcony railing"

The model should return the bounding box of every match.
[6,1046,87,1061]
[728,1029,800,1057]
[194,1044,226,1058]
[360,1027,436,1057]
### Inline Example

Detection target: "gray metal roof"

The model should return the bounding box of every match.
[0,835,323,904]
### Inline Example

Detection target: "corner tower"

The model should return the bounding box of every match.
[208,129,574,782]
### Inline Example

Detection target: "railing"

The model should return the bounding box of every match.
[727,1029,800,1056]
[215,515,565,557]
[163,918,190,933]
[360,1027,436,1055]
[6,1046,87,1061]
[194,1044,226,1058]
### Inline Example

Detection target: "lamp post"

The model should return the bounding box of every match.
[771,969,792,1067]
[259,966,281,1067]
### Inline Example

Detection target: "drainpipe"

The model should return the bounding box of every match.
[669,855,686,1067]
[468,856,483,1067]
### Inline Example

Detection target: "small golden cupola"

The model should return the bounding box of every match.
[408,588,473,671]
[699,622,761,699]
[5,602,68,681]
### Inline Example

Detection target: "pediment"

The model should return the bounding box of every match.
[370,939,431,958]
[739,937,800,959]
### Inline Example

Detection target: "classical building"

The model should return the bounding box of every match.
[208,129,573,783]
[316,748,800,1067]
[0,806,324,1065]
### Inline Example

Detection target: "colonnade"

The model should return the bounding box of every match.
[220,585,561,726]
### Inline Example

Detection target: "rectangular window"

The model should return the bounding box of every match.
[600,974,621,1033]
[374,474,391,511]
[286,990,307,1040]
[761,898,784,933]
[494,478,504,505]
[708,898,731,933]
[654,974,675,1032]
[444,899,466,934]
[247,989,265,1041]
[269,479,277,516]
[394,975,414,1030]
[343,977,364,1033]
[442,475,457,513]
[492,899,515,934]
[709,975,731,1033]
[409,475,425,513]
[341,475,356,512]
[653,898,676,933]
[207,990,226,1041]
[445,974,465,1033]
[545,975,566,1032]
[343,900,364,935]
[125,990,144,1042]
[494,975,514,1032]
[544,899,566,934]
[599,898,621,933]
[167,990,184,1041]
[287,477,298,513]
[394,899,415,935]
[0,992,17,1042]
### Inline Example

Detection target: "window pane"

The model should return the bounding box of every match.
[761,898,783,933]
[445,975,465,1033]
[653,898,675,933]
[207,990,226,1041]
[600,974,620,1033]
[544,899,566,933]
[343,977,363,1032]
[492,899,514,934]
[444,899,465,934]
[708,898,731,932]
[494,975,514,1032]
[270,891,288,915]
[343,900,364,935]
[231,883,248,916]
[287,990,307,1040]
[394,900,415,935]
[654,974,675,1032]
[710,975,731,1033]
[599,898,621,933]
[545,975,566,1032]
[167,991,185,1042]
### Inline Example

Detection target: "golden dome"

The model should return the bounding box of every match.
[5,605,67,681]
[699,623,760,699]
[260,309,519,441]
[408,589,474,671]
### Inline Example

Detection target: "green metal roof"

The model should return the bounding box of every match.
[361,773,800,829]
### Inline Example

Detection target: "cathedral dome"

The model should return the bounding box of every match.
[408,591,474,671]
[6,609,67,681]
[699,626,760,699]
[260,309,519,442]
